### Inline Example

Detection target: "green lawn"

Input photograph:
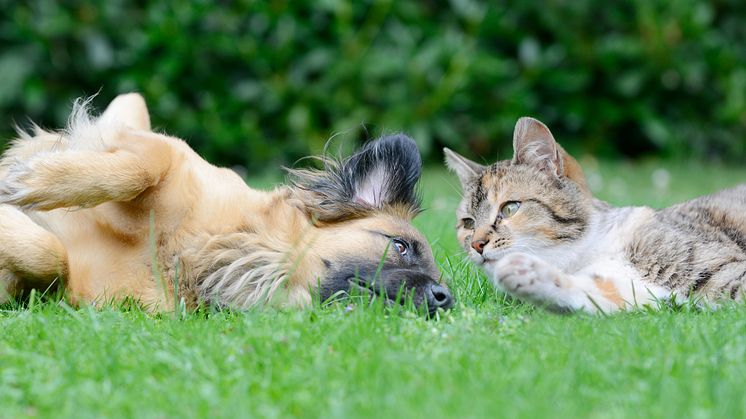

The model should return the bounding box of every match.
[3,160,746,418]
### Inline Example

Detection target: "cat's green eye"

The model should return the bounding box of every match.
[500,201,521,218]
[461,218,475,229]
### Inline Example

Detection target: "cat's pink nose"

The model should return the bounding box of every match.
[472,239,487,254]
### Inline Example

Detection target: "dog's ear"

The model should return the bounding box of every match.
[345,134,422,209]
[289,134,423,222]
[100,93,151,130]
[444,148,486,189]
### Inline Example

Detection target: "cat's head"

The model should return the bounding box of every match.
[444,117,593,268]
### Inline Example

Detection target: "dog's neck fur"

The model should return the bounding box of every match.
[179,186,323,309]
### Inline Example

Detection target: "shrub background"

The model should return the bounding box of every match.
[1,0,745,170]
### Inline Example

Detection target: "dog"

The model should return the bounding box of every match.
[0,93,453,315]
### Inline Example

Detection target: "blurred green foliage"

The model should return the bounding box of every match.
[1,0,745,169]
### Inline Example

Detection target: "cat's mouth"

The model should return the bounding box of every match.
[468,251,485,265]
[477,248,515,265]
[481,257,498,265]
[470,249,503,266]
[469,240,530,266]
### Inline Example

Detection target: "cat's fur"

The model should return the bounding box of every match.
[445,117,746,313]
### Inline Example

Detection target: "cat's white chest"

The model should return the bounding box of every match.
[532,206,655,274]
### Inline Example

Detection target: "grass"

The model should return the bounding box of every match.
[3,159,746,418]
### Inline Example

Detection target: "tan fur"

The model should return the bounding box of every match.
[0,205,68,301]
[0,94,447,311]
[592,276,625,308]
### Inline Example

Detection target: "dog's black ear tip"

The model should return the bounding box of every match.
[374,133,417,148]
[373,133,421,164]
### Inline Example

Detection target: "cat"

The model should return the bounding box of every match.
[444,117,746,313]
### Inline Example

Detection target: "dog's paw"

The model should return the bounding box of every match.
[0,157,63,210]
[0,160,37,207]
[492,253,563,299]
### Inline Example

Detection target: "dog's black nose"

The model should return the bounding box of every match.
[427,283,454,312]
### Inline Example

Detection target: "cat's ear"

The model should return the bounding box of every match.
[512,117,589,192]
[511,117,564,176]
[444,148,486,188]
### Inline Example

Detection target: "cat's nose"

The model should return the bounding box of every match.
[472,239,487,254]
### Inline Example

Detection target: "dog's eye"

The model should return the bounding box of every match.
[392,239,408,256]
[461,217,475,230]
[500,201,521,218]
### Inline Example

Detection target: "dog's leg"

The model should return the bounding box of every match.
[0,205,68,301]
[0,131,173,210]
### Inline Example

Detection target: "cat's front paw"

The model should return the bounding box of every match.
[493,253,563,298]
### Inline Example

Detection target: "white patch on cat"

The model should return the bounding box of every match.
[493,252,672,313]
[486,205,675,313]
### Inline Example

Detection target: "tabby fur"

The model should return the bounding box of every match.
[445,117,746,313]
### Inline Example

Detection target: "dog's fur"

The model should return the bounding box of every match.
[0,94,452,314]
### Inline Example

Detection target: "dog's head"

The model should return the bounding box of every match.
[289,135,453,315]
